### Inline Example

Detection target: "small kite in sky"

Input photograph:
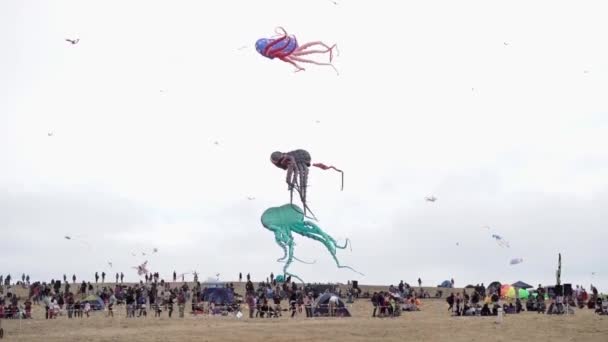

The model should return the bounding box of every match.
[64,235,90,247]
[65,38,79,45]
[510,258,523,265]
[153,248,158,253]
[247,196,256,200]
[48,132,54,137]
[256,27,339,74]
[425,196,437,202]
[108,262,113,268]
[492,234,510,248]
[133,261,149,276]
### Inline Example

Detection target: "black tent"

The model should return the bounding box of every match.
[312,293,351,317]
[512,281,533,289]
[487,281,501,295]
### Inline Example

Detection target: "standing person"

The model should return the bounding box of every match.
[536,284,545,314]
[304,293,313,318]
[173,271,177,282]
[371,292,379,317]
[95,272,99,284]
[329,294,339,317]
[451,278,455,288]
[239,272,242,282]
[178,291,186,318]
[63,274,67,282]
[418,278,422,287]
[26,274,30,284]
[290,292,297,318]
[246,293,256,318]
[116,273,119,283]
[120,272,124,283]
[21,273,25,283]
[72,274,76,284]
[270,272,274,283]
[247,273,250,281]
[108,292,116,317]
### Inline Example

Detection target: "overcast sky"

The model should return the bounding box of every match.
[1,0,607,290]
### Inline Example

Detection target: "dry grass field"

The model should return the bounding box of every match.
[2,283,607,342]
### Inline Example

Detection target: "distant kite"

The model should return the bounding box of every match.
[153,248,158,253]
[425,196,437,202]
[108,262,113,268]
[510,258,523,265]
[492,234,510,248]
[133,261,149,276]
[64,235,90,247]
[65,38,79,45]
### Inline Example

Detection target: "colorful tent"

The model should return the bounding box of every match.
[500,284,529,299]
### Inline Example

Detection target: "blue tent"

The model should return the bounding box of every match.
[200,288,235,305]
[438,280,453,288]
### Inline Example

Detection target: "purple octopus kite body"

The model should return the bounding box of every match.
[256,27,339,74]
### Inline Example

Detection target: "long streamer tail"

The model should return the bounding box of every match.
[312,163,344,191]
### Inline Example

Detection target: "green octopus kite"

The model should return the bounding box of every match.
[261,203,363,283]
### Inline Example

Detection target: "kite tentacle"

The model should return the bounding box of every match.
[312,163,344,191]
[287,55,339,75]
[293,42,338,61]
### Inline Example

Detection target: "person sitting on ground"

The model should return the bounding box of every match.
[481,303,491,316]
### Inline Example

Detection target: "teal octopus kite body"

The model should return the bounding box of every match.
[261,203,362,282]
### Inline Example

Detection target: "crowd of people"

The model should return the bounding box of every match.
[1,273,607,322]
[444,283,608,316]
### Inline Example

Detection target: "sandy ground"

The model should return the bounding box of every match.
[2,283,608,342]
